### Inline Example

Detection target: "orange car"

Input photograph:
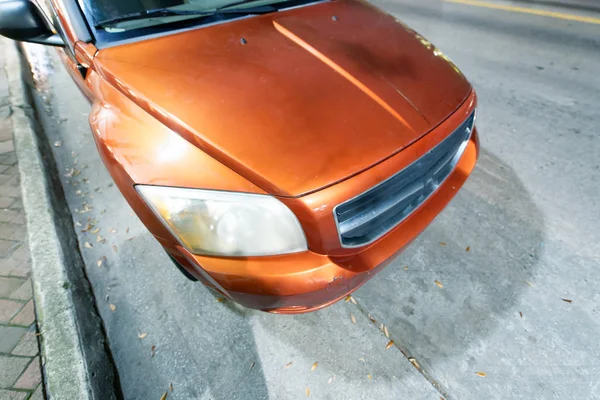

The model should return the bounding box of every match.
[0,0,478,313]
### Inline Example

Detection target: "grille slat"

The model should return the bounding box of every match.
[334,113,475,247]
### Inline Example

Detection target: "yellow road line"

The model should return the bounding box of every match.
[443,0,600,25]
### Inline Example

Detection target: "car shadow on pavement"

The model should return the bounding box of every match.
[350,149,545,388]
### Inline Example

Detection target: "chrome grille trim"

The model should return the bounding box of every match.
[333,112,475,248]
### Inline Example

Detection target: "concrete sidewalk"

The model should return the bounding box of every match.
[0,42,44,400]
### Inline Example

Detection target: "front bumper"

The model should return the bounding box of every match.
[171,127,479,313]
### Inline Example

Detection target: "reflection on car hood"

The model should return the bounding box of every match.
[95,0,472,197]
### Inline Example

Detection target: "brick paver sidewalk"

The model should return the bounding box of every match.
[0,44,44,400]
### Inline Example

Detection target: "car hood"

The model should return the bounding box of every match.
[94,0,472,197]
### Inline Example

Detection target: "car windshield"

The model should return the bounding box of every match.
[81,0,294,33]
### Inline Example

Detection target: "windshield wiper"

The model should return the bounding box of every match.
[95,5,278,28]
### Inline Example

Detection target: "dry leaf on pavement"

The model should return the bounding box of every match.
[344,295,351,303]
[562,298,573,303]
[138,333,147,339]
[151,345,156,357]
[109,304,116,311]
[476,372,486,377]
[249,362,255,371]
[169,383,173,392]
[386,340,394,350]
[305,386,310,397]
[328,375,335,384]
[519,311,523,318]
[408,357,420,369]
[367,374,372,380]
[97,258,104,267]
[112,245,118,253]
[284,362,293,369]
[159,391,167,400]
[84,242,93,248]
[54,141,62,147]
[311,362,318,371]
[439,242,447,246]
[435,280,444,288]
[215,297,225,303]
[91,227,100,234]
[384,325,389,338]
[466,246,471,252]
[350,313,356,324]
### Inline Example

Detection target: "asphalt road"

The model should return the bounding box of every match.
[24,0,600,398]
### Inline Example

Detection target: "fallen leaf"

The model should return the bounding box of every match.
[359,357,365,363]
[408,357,420,369]
[328,375,335,384]
[562,298,573,303]
[215,297,225,303]
[96,258,104,267]
[368,314,376,323]
[466,246,471,252]
[249,362,255,371]
[525,281,534,287]
[284,361,293,369]
[125,227,130,233]
[151,345,156,357]
[384,325,390,338]
[435,280,444,288]
[350,296,357,305]
[84,242,93,248]
[386,340,394,350]
[53,141,62,147]
[109,304,116,311]
[367,374,372,380]
[519,311,523,318]
[127,236,135,241]
[112,245,118,253]
[439,242,447,246]
[159,391,167,400]
[75,221,82,227]
[403,266,409,270]
[305,386,310,397]
[344,295,351,303]
[311,362,318,371]
[91,227,100,234]
[350,313,356,324]
[138,333,147,339]
[110,228,117,234]
[78,203,92,214]
[169,383,173,392]
[96,235,105,243]
[475,372,486,377]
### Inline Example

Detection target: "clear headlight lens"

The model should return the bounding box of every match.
[136,185,307,257]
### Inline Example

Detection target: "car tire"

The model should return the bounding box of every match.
[167,253,198,282]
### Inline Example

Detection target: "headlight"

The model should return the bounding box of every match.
[136,185,307,257]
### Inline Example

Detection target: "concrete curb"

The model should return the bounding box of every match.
[4,39,120,400]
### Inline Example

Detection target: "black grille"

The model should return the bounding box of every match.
[334,113,475,247]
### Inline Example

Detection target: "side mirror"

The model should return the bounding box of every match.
[0,0,64,46]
